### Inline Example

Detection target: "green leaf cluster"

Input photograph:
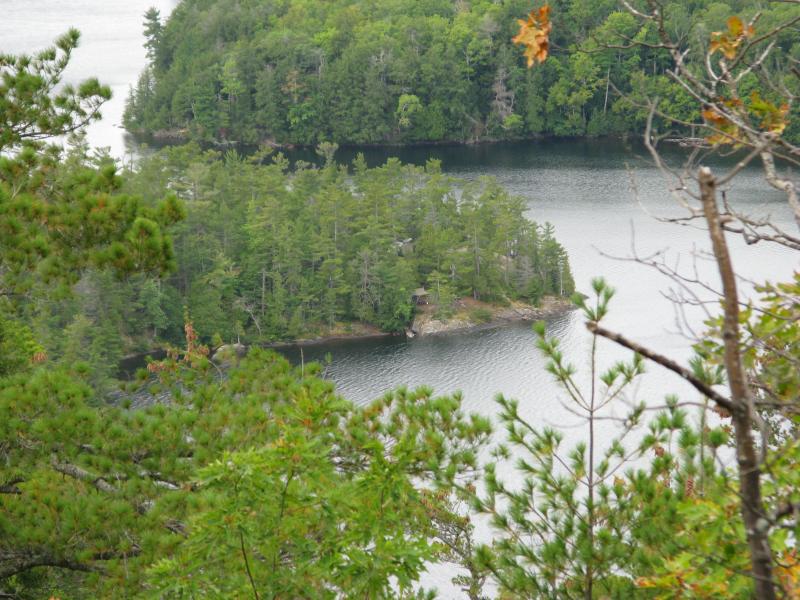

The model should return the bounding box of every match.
[471,280,769,598]
[2,344,491,597]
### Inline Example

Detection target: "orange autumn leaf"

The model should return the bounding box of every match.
[776,550,800,598]
[767,104,790,135]
[703,118,739,146]
[727,15,744,37]
[702,101,743,146]
[513,5,552,67]
[701,91,790,147]
[634,577,658,589]
[709,15,755,60]
[750,91,790,135]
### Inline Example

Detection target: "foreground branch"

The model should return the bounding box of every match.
[760,149,800,230]
[0,478,24,495]
[0,546,143,580]
[585,321,734,413]
[0,552,97,580]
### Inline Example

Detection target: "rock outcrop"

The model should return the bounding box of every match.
[408,296,574,337]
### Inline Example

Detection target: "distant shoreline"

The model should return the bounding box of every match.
[117,295,576,376]
[132,129,633,153]
[407,295,575,338]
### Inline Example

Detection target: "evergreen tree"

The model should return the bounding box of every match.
[142,8,163,64]
[1,35,495,598]
[123,143,573,345]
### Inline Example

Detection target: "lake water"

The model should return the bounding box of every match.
[1,0,180,156]
[4,3,800,595]
[282,139,797,417]
[282,139,797,595]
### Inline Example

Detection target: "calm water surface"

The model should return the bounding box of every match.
[5,4,800,594]
[285,139,797,592]
[284,139,797,422]
[1,0,179,156]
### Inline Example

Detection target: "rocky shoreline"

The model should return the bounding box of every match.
[118,296,575,378]
[112,296,575,408]
[407,296,575,338]
[135,130,632,154]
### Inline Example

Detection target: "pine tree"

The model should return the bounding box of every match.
[142,8,163,65]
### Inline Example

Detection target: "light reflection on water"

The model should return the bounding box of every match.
[1,0,180,157]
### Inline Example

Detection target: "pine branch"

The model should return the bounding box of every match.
[239,529,261,600]
[585,321,735,414]
[0,546,142,580]
[0,553,96,579]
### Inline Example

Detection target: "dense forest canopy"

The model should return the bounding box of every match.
[124,0,800,145]
[0,30,493,598]
[126,144,573,337]
[23,143,573,392]
[4,0,800,597]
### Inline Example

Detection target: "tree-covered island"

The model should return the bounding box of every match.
[124,0,799,146]
[123,143,574,343]
[19,140,574,390]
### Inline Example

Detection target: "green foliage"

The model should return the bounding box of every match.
[0,310,44,377]
[467,273,800,598]
[138,278,169,339]
[8,14,800,600]
[697,273,800,442]
[123,0,799,146]
[468,307,493,324]
[142,8,163,63]
[397,94,423,130]
[0,140,185,393]
[0,29,111,151]
[633,274,800,597]
[472,280,748,597]
[0,35,183,595]
[0,37,184,372]
[0,138,184,299]
[1,334,491,596]
[475,280,641,595]
[110,144,573,343]
[145,362,491,598]
[2,42,497,597]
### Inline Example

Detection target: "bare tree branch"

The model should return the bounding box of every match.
[50,455,120,494]
[585,321,734,413]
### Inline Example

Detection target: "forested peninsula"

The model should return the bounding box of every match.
[124,0,799,147]
[23,142,573,389]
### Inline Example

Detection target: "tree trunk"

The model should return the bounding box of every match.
[260,269,266,318]
[699,167,776,599]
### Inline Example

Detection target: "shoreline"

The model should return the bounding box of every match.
[262,330,393,349]
[407,296,575,338]
[133,130,633,153]
[118,296,576,372]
